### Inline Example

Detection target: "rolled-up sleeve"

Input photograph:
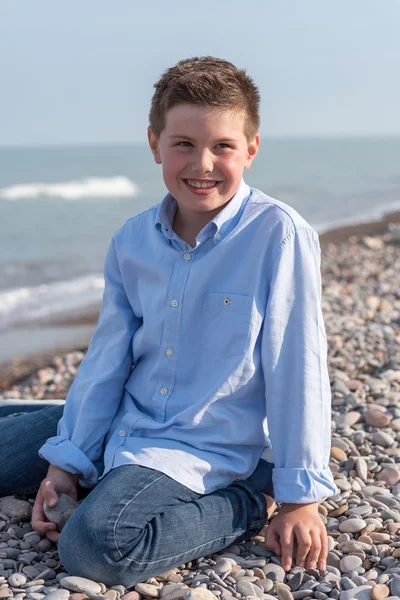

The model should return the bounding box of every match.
[38,236,140,487]
[261,227,338,503]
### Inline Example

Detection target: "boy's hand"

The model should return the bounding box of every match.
[31,465,80,543]
[264,501,328,571]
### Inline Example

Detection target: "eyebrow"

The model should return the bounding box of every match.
[169,135,239,143]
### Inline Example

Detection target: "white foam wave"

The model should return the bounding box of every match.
[0,176,139,200]
[0,275,105,328]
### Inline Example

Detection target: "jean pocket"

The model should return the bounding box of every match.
[200,292,254,358]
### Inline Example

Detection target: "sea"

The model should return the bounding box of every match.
[1,137,400,363]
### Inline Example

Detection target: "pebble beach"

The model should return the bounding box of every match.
[1,217,400,600]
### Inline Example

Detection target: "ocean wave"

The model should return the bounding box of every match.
[0,275,105,328]
[0,176,139,200]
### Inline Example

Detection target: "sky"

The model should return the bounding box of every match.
[1,0,400,146]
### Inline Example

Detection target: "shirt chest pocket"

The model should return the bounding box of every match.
[200,292,254,358]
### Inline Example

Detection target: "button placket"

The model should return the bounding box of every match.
[152,251,195,419]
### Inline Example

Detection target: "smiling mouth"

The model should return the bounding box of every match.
[184,179,221,189]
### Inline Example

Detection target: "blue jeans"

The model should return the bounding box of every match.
[0,404,274,587]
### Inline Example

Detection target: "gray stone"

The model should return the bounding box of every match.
[276,589,294,600]
[340,556,363,572]
[44,592,70,600]
[241,559,266,569]
[236,580,263,600]
[43,494,79,533]
[8,574,27,587]
[292,592,314,600]
[0,498,32,521]
[214,558,232,575]
[338,519,367,533]
[390,576,400,596]
[288,572,303,592]
[59,577,102,596]
[340,585,373,600]
[183,590,216,600]
[262,564,285,583]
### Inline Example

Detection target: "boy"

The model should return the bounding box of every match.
[16,56,337,586]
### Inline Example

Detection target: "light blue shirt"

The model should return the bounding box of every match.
[38,179,338,503]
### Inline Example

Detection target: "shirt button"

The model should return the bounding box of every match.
[160,387,168,395]
[171,299,179,308]
[215,233,221,240]
[119,430,126,437]
[165,348,174,357]
[224,297,231,305]
[183,253,191,261]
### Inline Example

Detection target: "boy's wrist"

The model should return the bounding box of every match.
[48,464,80,483]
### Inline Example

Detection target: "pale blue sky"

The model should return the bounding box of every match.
[1,0,399,146]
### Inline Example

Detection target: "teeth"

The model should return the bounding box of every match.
[187,180,216,189]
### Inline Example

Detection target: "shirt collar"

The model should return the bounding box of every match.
[155,178,251,244]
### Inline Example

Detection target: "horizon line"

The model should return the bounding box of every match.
[1,133,400,151]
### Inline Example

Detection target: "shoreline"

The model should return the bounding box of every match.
[1,208,399,391]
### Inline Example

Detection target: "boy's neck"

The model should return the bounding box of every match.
[172,202,229,248]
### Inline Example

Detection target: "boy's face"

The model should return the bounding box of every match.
[148,104,260,223]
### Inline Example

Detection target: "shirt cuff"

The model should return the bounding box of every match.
[38,436,99,487]
[272,467,339,504]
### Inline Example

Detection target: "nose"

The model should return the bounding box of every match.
[193,148,214,174]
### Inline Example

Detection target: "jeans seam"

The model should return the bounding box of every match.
[113,473,167,559]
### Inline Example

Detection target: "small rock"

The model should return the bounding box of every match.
[364,411,391,428]
[340,585,372,600]
[371,585,389,600]
[276,589,294,600]
[0,498,32,521]
[183,591,217,600]
[44,592,70,600]
[235,581,263,600]
[134,585,159,598]
[372,432,394,448]
[338,519,367,533]
[378,466,400,486]
[262,564,285,583]
[340,556,362,572]
[8,574,27,587]
[43,494,79,532]
[59,577,101,596]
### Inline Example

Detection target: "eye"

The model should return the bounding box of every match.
[177,141,192,147]
[216,143,230,149]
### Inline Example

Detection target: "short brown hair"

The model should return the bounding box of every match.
[149,56,260,141]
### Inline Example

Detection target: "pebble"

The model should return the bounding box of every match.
[134,584,159,598]
[59,578,101,596]
[340,556,363,572]
[338,519,367,533]
[340,585,373,600]
[370,585,390,600]
[43,494,79,533]
[262,564,285,583]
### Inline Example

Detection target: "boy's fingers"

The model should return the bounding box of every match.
[318,529,328,570]
[41,480,59,506]
[31,488,57,536]
[306,530,322,570]
[295,532,312,567]
[280,529,294,571]
[264,524,281,555]
[46,529,60,543]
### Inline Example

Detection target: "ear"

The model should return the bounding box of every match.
[148,126,162,164]
[244,133,260,170]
